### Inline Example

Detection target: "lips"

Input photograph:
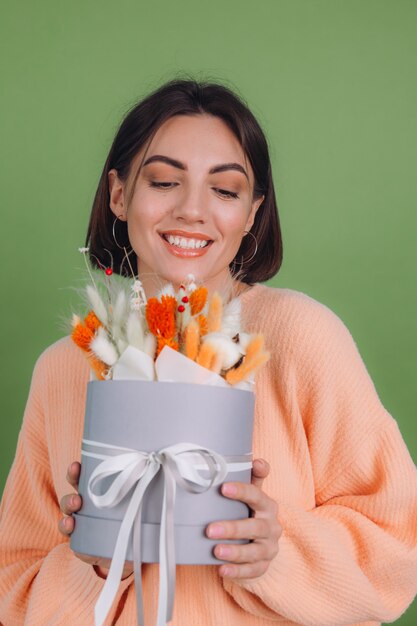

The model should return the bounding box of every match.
[160,230,213,248]
[159,230,214,257]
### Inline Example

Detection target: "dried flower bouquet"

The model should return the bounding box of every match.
[71,249,270,386]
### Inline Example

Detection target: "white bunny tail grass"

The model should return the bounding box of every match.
[86,285,108,326]
[111,287,129,349]
[221,297,241,337]
[112,288,129,327]
[90,327,119,366]
[126,310,145,351]
[144,332,157,358]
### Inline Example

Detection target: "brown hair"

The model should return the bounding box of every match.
[86,77,283,284]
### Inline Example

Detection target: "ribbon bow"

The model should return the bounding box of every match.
[82,440,239,626]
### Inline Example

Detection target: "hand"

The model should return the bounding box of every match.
[58,461,133,579]
[206,458,282,581]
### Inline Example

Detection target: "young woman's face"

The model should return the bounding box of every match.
[108,114,264,295]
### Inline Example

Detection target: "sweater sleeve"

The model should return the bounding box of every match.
[223,298,417,625]
[0,350,132,626]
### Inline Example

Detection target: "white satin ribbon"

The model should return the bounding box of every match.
[81,439,252,626]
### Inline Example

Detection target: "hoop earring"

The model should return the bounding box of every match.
[112,215,136,278]
[229,230,258,280]
[241,230,258,264]
[112,215,130,250]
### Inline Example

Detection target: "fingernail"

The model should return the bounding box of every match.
[71,495,78,507]
[222,484,237,496]
[221,566,234,577]
[217,546,232,558]
[64,517,71,529]
[207,524,224,538]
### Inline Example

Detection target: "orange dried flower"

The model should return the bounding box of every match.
[72,323,94,351]
[71,320,107,379]
[84,310,102,332]
[146,295,177,340]
[184,318,200,361]
[189,286,208,316]
[206,292,222,333]
[196,343,217,370]
[197,314,208,336]
[157,336,179,357]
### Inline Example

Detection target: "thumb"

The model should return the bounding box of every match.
[251,458,270,489]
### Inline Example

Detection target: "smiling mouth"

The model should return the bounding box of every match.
[160,233,213,250]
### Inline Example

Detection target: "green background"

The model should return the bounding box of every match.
[1,1,416,623]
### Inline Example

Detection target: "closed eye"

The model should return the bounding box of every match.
[214,188,239,199]
[149,182,238,199]
[149,181,177,189]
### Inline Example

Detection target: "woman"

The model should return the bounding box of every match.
[1,78,416,626]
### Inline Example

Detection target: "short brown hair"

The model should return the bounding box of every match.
[86,77,283,284]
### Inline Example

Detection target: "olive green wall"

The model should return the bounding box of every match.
[1,1,416,623]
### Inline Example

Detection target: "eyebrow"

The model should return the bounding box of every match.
[142,154,249,181]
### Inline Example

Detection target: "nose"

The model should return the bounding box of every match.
[171,185,206,224]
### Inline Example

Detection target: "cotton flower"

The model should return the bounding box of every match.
[202,332,243,370]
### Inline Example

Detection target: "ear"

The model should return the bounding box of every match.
[245,194,265,232]
[108,169,128,221]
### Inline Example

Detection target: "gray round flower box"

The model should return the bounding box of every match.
[70,380,254,565]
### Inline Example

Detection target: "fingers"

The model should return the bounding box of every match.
[208,517,282,580]
[219,560,270,580]
[214,537,279,564]
[66,462,81,489]
[58,492,83,536]
[58,515,74,536]
[220,480,278,518]
[59,463,82,537]
[210,468,282,581]
[251,458,270,489]
[207,517,277,542]
[60,493,82,516]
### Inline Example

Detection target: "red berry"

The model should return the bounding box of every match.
[178,305,185,313]
[181,296,189,303]
[105,267,113,276]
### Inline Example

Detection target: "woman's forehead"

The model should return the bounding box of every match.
[131,114,251,179]
[150,114,241,150]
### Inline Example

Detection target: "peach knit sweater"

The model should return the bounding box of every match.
[1,284,416,626]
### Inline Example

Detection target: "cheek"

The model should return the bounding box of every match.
[127,191,167,230]
[215,205,252,236]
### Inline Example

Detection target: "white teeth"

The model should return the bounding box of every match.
[166,234,209,249]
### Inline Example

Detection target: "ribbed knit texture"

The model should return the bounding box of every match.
[1,284,416,626]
